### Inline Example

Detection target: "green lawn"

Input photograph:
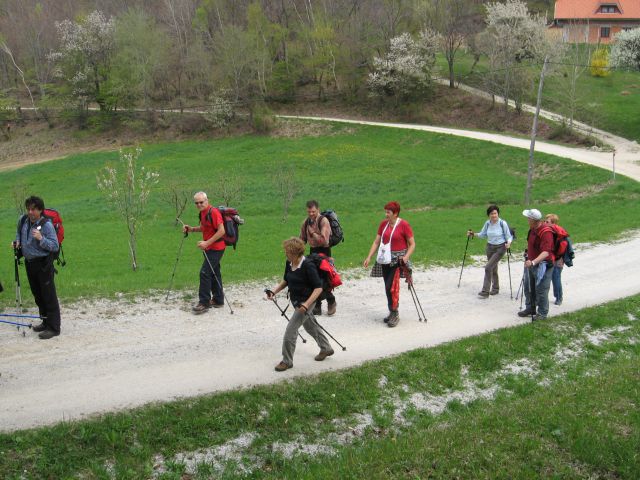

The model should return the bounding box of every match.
[1,293,638,479]
[1,122,638,304]
[436,50,640,142]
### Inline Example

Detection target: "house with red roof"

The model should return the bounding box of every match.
[552,0,640,43]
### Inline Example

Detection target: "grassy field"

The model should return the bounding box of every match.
[1,121,639,305]
[1,293,638,478]
[436,51,640,142]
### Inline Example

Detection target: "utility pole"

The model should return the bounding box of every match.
[525,56,549,206]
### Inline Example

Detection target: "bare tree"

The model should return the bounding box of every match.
[160,177,190,225]
[216,170,243,207]
[11,183,30,217]
[271,164,298,223]
[97,147,159,271]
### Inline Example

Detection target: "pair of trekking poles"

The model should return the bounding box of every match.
[457,234,514,299]
[165,220,234,314]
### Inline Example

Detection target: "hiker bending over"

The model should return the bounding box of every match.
[183,192,226,314]
[12,196,61,339]
[363,201,415,328]
[545,213,568,306]
[266,237,333,372]
[518,209,554,321]
[300,200,337,316]
[467,204,513,298]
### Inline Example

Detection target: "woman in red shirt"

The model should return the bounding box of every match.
[363,201,416,327]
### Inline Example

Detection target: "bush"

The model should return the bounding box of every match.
[590,48,610,77]
[251,104,276,134]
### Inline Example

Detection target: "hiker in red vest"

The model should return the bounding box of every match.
[12,196,61,339]
[300,200,337,316]
[182,192,226,314]
[545,213,568,306]
[363,201,415,328]
[518,209,554,321]
[266,237,333,372]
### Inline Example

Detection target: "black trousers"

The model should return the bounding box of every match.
[310,246,335,305]
[25,256,61,333]
[199,249,224,305]
[381,264,400,312]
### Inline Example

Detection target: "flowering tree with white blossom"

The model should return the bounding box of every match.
[610,28,640,71]
[97,147,159,271]
[367,29,440,103]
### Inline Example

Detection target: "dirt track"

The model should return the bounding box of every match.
[1,118,639,432]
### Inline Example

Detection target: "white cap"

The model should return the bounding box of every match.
[522,209,542,220]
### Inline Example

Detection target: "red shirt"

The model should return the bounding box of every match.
[200,207,226,251]
[527,224,554,262]
[377,219,414,251]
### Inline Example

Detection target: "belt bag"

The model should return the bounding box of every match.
[376,219,400,265]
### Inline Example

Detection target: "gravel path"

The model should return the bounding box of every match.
[1,118,638,432]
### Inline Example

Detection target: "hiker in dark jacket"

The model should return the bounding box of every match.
[13,196,61,339]
[467,204,513,298]
[266,237,333,372]
[518,208,554,321]
[300,200,336,316]
[363,201,415,328]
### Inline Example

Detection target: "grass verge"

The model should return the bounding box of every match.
[0,295,638,479]
[1,123,638,305]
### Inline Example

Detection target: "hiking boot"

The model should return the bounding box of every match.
[387,311,400,328]
[517,308,536,317]
[314,349,334,361]
[383,313,391,323]
[327,302,336,316]
[478,291,490,298]
[209,300,224,309]
[192,303,209,314]
[32,322,48,332]
[554,298,563,306]
[38,329,59,340]
[274,361,292,372]
[532,314,547,322]
[489,290,499,296]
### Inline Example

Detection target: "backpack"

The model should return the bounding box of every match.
[18,209,66,266]
[499,219,516,242]
[319,210,344,247]
[307,253,342,291]
[549,224,575,267]
[204,206,245,250]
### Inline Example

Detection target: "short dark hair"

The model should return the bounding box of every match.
[486,204,499,216]
[25,196,45,211]
[306,200,319,209]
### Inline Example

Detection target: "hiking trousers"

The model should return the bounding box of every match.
[25,256,61,333]
[281,301,331,367]
[552,265,563,302]
[482,244,507,294]
[524,263,553,317]
[199,249,224,305]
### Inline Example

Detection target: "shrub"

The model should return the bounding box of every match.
[590,48,610,77]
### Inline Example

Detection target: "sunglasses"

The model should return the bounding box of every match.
[194,201,205,205]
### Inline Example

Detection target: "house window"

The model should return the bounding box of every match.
[599,5,618,14]
[601,26,611,38]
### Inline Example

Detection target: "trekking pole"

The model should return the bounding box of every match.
[13,245,23,314]
[311,317,347,351]
[0,313,45,319]
[0,318,32,328]
[401,263,427,323]
[264,289,306,343]
[515,270,524,301]
[165,227,188,301]
[528,267,536,322]
[202,251,234,314]
[457,234,471,288]
[507,248,513,300]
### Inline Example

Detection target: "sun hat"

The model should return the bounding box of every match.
[522,208,542,220]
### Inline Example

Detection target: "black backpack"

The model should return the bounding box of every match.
[319,210,344,247]
[499,219,516,242]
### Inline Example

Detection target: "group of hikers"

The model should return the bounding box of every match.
[6,194,572,373]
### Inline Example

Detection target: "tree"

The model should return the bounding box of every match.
[554,38,591,128]
[160,177,191,226]
[97,147,159,271]
[49,10,116,111]
[271,163,297,223]
[416,0,480,88]
[367,29,439,103]
[610,28,640,71]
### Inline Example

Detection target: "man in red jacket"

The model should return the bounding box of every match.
[183,192,226,314]
[518,208,554,321]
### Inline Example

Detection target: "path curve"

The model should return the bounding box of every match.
[1,117,639,432]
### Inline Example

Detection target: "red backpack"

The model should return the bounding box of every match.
[530,224,569,263]
[308,253,342,291]
[203,206,244,250]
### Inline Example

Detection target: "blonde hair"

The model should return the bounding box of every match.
[283,237,305,258]
[545,213,559,224]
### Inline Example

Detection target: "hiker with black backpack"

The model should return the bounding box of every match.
[182,192,226,314]
[467,204,513,298]
[363,201,415,328]
[265,237,334,372]
[300,200,338,316]
[12,196,61,339]
[518,208,555,321]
